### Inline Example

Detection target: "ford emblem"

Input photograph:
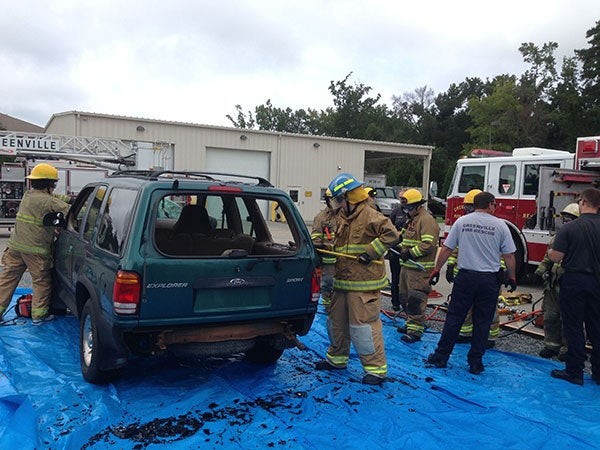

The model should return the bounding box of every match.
[230,278,246,286]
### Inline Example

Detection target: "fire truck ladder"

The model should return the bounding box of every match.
[0,131,171,169]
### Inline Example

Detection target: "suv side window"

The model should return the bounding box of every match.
[83,186,107,241]
[67,186,95,233]
[96,188,137,254]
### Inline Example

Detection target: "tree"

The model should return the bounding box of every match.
[576,20,600,134]
[226,105,255,129]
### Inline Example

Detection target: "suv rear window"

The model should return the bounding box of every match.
[154,193,297,257]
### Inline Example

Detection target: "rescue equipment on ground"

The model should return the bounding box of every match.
[14,294,32,318]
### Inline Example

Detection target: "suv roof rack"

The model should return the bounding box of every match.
[110,170,273,187]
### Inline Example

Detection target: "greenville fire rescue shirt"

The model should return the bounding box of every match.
[443,211,516,273]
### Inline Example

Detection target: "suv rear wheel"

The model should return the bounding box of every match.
[245,336,285,364]
[80,301,119,384]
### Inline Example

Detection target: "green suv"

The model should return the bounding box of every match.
[52,171,320,384]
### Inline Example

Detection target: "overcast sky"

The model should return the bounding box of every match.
[1,1,598,129]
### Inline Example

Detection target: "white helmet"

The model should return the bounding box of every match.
[561,203,580,218]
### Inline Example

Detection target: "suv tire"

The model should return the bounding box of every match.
[80,301,119,384]
[245,336,285,364]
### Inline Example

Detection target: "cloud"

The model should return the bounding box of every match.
[0,0,598,127]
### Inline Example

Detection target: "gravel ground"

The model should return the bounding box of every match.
[379,282,594,374]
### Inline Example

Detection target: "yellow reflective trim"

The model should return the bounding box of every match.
[407,323,424,333]
[421,234,435,242]
[333,277,388,291]
[332,177,357,193]
[364,365,387,374]
[371,238,386,256]
[16,213,43,226]
[326,353,349,366]
[8,241,50,256]
[401,261,435,269]
[334,244,367,255]
[322,257,336,264]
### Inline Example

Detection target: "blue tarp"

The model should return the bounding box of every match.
[1,288,599,449]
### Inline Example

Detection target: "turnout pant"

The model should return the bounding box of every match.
[326,289,387,378]
[0,248,53,320]
[559,273,600,377]
[399,268,431,336]
[433,270,500,364]
[542,286,567,352]
[320,263,335,309]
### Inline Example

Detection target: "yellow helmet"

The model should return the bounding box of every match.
[561,203,580,218]
[464,189,483,205]
[401,188,423,205]
[27,163,59,180]
[364,187,377,197]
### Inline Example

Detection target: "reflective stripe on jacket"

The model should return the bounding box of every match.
[333,202,400,291]
[400,207,439,270]
[8,189,70,257]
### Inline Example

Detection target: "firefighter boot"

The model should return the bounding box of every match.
[550,369,583,386]
[362,374,384,386]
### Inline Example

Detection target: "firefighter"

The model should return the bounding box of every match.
[315,173,400,385]
[311,188,338,310]
[534,202,579,359]
[396,189,439,343]
[0,163,71,325]
[388,189,408,311]
[447,189,502,348]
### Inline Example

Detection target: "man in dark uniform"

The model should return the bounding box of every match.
[548,188,600,386]
[426,192,517,374]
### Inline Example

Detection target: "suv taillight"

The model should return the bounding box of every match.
[113,270,141,315]
[311,269,321,303]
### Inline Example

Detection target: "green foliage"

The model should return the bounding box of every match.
[226,20,600,195]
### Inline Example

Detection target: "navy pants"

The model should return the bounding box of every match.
[559,272,600,377]
[434,270,500,364]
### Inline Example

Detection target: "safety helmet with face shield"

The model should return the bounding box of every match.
[463,189,482,214]
[401,188,424,213]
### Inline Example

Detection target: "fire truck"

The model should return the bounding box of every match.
[444,136,600,277]
[0,130,173,228]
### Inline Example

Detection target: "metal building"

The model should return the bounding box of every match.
[45,111,433,221]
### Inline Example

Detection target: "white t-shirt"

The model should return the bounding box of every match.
[444,212,516,272]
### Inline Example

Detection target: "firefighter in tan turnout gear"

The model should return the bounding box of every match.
[396,189,439,343]
[315,173,400,385]
[0,163,70,325]
[311,188,337,310]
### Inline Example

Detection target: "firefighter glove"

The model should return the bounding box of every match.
[429,270,440,286]
[357,253,372,265]
[445,266,455,283]
[399,249,412,262]
[504,278,517,293]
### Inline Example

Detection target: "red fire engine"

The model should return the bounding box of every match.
[444,136,600,276]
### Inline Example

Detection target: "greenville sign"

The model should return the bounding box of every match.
[0,136,59,155]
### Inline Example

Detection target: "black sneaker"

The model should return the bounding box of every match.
[468,361,485,375]
[425,353,447,369]
[401,333,421,343]
[315,360,345,371]
[539,348,559,359]
[362,374,384,386]
[550,369,583,386]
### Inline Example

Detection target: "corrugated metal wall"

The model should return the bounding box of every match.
[45,112,432,222]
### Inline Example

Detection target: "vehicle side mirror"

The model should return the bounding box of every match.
[429,181,438,198]
[43,211,66,228]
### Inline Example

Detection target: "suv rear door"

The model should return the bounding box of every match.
[140,187,317,325]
